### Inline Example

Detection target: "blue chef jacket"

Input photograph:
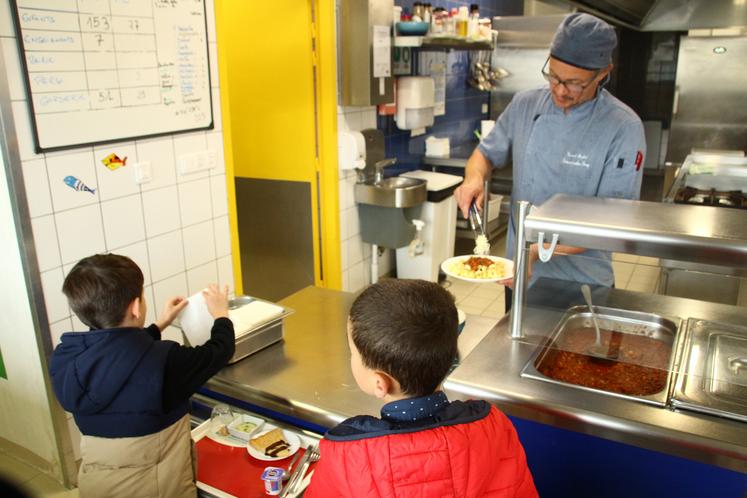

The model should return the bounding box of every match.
[478,87,645,286]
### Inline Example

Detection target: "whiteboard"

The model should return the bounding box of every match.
[12,0,213,152]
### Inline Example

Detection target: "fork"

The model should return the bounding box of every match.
[286,446,320,497]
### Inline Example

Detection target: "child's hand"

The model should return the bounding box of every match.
[203,284,229,319]
[156,296,188,331]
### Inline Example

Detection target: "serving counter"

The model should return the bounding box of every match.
[198,286,746,497]
[199,286,497,431]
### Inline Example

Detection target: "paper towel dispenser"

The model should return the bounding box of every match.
[395,76,435,130]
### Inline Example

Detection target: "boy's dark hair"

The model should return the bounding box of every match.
[62,254,144,329]
[349,279,458,397]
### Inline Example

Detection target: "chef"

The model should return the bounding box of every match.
[454,12,645,309]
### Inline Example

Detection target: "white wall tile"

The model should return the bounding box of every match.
[142,185,181,237]
[31,215,60,272]
[178,178,212,226]
[174,132,209,182]
[208,42,219,87]
[101,195,145,250]
[161,325,184,344]
[341,238,349,271]
[341,110,362,131]
[342,269,350,292]
[338,177,351,210]
[217,255,234,294]
[153,273,189,315]
[347,237,364,267]
[211,87,222,132]
[49,318,72,348]
[348,261,368,293]
[2,37,26,101]
[40,267,69,323]
[71,313,87,331]
[213,215,231,257]
[143,284,157,325]
[0,0,15,37]
[46,150,99,211]
[93,143,139,201]
[67,414,82,461]
[346,207,360,237]
[206,132,225,176]
[183,220,216,269]
[55,204,106,264]
[136,137,177,192]
[187,261,218,296]
[361,108,377,128]
[114,241,151,285]
[147,230,185,282]
[23,159,52,217]
[11,101,41,161]
[339,210,349,241]
[210,175,228,217]
[205,0,217,43]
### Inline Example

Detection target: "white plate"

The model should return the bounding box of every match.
[441,255,514,283]
[247,426,301,461]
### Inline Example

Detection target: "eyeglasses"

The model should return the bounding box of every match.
[541,57,600,94]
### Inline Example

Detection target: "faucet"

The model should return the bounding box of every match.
[358,129,397,184]
[374,158,397,183]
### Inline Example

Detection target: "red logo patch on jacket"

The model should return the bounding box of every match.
[635,151,643,171]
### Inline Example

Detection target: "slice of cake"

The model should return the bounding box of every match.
[250,428,291,458]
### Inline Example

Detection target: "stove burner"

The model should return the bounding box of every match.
[674,187,747,209]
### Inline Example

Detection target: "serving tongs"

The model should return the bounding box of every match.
[581,284,619,365]
[469,201,489,255]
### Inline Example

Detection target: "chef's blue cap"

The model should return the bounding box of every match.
[550,13,617,70]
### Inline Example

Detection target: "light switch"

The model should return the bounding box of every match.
[178,151,215,176]
[134,161,152,184]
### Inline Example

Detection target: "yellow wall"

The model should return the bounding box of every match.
[216,0,340,290]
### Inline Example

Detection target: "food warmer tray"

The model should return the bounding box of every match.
[671,319,747,423]
[521,306,682,407]
[227,296,294,364]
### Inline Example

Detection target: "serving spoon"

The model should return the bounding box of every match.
[581,284,618,364]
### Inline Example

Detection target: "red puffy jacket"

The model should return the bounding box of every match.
[305,402,537,498]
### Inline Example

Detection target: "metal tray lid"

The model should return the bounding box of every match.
[228,296,294,339]
[672,319,747,423]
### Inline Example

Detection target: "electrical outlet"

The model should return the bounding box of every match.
[178,151,215,175]
[134,161,152,184]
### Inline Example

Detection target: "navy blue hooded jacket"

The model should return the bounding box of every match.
[50,325,188,438]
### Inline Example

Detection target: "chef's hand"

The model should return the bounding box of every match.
[156,296,188,331]
[504,244,539,290]
[203,284,229,319]
[454,174,485,219]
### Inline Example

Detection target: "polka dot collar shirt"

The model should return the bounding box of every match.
[380,391,449,423]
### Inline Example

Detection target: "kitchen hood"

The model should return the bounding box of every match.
[564,0,747,31]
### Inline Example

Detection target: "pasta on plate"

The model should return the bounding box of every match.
[449,256,506,280]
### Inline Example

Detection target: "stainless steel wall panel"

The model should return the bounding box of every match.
[235,178,315,302]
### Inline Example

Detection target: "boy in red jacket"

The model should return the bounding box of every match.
[305,279,538,498]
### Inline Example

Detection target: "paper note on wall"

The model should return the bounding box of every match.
[418,52,446,116]
[177,291,214,346]
[372,25,392,78]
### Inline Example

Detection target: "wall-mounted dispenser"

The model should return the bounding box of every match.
[341,0,395,106]
[395,76,435,130]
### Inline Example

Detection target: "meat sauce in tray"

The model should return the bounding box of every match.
[521,306,681,406]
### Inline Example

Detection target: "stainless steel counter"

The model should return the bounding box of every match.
[203,286,497,429]
[444,279,747,473]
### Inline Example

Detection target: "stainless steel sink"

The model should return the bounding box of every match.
[354,176,427,208]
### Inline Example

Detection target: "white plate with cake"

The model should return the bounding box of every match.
[247,426,301,461]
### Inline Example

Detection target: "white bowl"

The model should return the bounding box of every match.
[227,414,264,441]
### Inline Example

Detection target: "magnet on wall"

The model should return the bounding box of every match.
[101,153,128,171]
[63,175,96,194]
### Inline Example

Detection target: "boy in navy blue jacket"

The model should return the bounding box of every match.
[50,254,234,498]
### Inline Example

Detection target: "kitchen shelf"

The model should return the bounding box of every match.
[524,194,747,268]
[394,35,492,51]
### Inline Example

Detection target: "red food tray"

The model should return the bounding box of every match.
[196,436,316,497]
